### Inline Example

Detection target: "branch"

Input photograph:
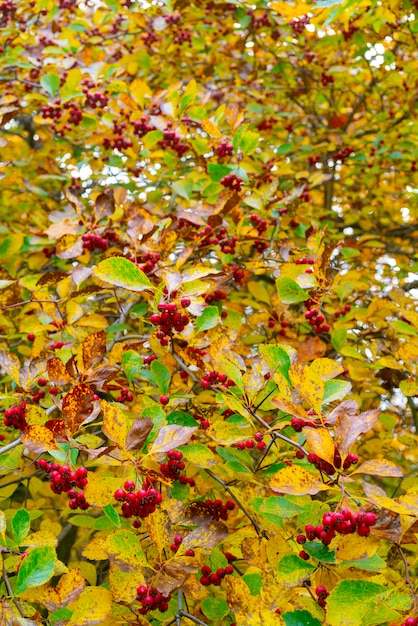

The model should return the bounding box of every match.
[0,437,22,455]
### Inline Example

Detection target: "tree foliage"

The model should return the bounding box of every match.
[0,0,417,624]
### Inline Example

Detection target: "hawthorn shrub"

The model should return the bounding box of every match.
[0,0,417,625]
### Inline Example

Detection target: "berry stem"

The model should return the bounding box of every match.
[205,469,261,535]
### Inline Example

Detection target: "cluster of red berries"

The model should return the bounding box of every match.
[150,301,190,345]
[257,117,277,131]
[216,140,234,157]
[50,341,69,350]
[297,509,377,555]
[132,115,154,137]
[114,479,162,527]
[334,303,351,318]
[290,15,310,33]
[129,252,161,275]
[333,146,353,162]
[164,12,181,24]
[159,124,188,157]
[117,387,134,403]
[316,585,329,608]
[235,432,266,451]
[172,28,192,45]
[304,301,330,334]
[231,265,245,283]
[220,174,243,191]
[37,461,89,510]
[203,499,235,521]
[159,449,195,486]
[321,72,334,86]
[250,214,268,235]
[4,402,27,430]
[58,0,77,9]
[41,105,62,120]
[201,371,235,389]
[295,256,315,265]
[197,225,237,254]
[342,23,359,40]
[204,289,227,304]
[300,448,358,474]
[84,90,108,109]
[42,246,56,259]
[169,535,195,556]
[136,585,171,615]
[199,564,234,587]
[103,119,133,151]
[308,155,320,167]
[82,231,119,252]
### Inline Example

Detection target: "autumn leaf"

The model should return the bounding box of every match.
[148,425,198,461]
[270,465,331,496]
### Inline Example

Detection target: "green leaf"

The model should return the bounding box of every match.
[12,509,31,545]
[259,496,303,519]
[93,257,153,292]
[259,344,291,383]
[207,163,232,182]
[15,546,56,595]
[341,554,386,571]
[276,142,293,155]
[150,360,171,395]
[243,572,263,595]
[276,277,309,304]
[276,554,315,586]
[166,410,198,427]
[322,379,351,403]
[282,610,322,626]
[102,504,120,528]
[326,580,386,626]
[239,130,259,155]
[181,443,218,468]
[122,350,143,384]
[40,72,60,97]
[201,596,230,620]
[49,608,73,624]
[172,178,193,200]
[303,541,336,563]
[195,306,219,333]
[68,515,96,528]
[217,357,244,391]
[143,129,163,148]
[331,327,347,351]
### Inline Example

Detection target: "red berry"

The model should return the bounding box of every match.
[160,395,169,405]
[299,550,309,560]
[180,297,191,307]
[364,512,377,526]
[27,333,35,341]
[296,534,306,544]
[38,378,47,387]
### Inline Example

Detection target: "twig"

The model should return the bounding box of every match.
[0,437,22,455]
[171,350,198,383]
[206,469,261,535]
[178,611,207,626]
[395,544,415,594]
[176,589,182,626]
[2,552,26,617]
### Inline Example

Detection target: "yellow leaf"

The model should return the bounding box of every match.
[25,405,48,426]
[68,587,112,626]
[82,536,108,561]
[289,362,324,414]
[0,350,21,385]
[336,534,380,562]
[272,397,307,419]
[109,565,145,603]
[0,510,6,542]
[23,530,58,548]
[310,358,344,380]
[271,1,311,19]
[351,459,404,478]
[226,576,275,624]
[22,425,58,452]
[144,505,171,558]
[41,568,85,611]
[100,399,127,450]
[76,314,108,328]
[304,427,336,466]
[202,118,222,138]
[270,465,330,496]
[84,473,123,508]
[130,78,152,108]
[104,529,148,571]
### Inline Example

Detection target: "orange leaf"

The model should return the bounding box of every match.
[81,330,106,370]
[270,465,330,496]
[202,118,222,138]
[47,357,73,385]
[304,427,336,466]
[62,384,95,435]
